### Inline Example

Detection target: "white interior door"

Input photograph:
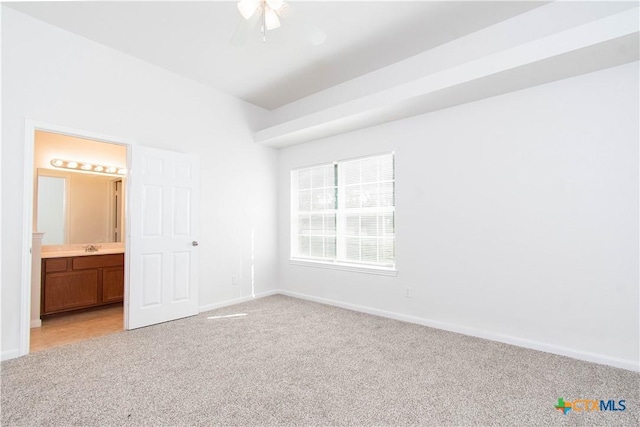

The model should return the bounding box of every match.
[127,145,200,329]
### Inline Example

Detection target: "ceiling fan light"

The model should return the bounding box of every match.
[266,0,284,11]
[265,7,281,30]
[237,0,258,20]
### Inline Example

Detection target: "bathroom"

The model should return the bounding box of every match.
[31,130,127,351]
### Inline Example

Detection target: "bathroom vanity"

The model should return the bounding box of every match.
[40,250,124,316]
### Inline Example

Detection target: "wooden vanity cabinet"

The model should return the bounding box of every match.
[41,253,124,316]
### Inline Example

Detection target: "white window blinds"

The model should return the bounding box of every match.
[291,163,337,261]
[291,153,395,268]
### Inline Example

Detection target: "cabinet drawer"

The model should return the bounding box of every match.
[73,254,124,270]
[45,258,69,273]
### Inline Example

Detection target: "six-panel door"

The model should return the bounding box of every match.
[127,145,200,329]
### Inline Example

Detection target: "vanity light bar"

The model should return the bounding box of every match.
[50,159,126,176]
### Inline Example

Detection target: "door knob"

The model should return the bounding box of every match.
[192,241,199,247]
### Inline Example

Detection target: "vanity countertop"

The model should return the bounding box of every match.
[41,243,125,259]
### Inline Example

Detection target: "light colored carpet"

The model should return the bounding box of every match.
[2,295,638,426]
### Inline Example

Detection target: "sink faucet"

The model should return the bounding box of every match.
[84,244,101,253]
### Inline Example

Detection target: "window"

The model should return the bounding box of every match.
[291,153,395,270]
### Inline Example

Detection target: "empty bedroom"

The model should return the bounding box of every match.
[1,1,638,425]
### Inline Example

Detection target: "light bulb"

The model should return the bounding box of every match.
[94,166,104,172]
[266,0,283,11]
[265,7,280,30]
[51,159,64,167]
[117,168,127,175]
[66,161,78,169]
[106,166,117,174]
[237,0,259,20]
[81,163,93,170]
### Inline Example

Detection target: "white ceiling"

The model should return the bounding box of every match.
[6,1,545,110]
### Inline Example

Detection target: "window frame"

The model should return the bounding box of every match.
[290,152,397,275]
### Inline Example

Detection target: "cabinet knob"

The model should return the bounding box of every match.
[192,241,199,247]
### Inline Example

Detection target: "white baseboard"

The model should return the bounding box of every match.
[1,348,21,361]
[198,290,279,314]
[31,319,42,328]
[10,289,633,371]
[278,289,640,372]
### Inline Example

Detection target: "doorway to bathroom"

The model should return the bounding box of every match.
[20,121,201,357]
[30,130,128,352]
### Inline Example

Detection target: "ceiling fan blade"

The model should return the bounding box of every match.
[229,13,260,46]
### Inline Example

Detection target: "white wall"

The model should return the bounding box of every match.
[277,62,639,369]
[1,8,278,357]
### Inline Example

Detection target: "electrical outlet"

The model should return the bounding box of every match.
[404,287,412,298]
[232,275,238,286]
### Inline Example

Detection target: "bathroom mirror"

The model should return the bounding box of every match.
[36,169,125,245]
[37,175,66,245]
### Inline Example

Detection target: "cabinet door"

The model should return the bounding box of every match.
[44,271,99,313]
[102,266,124,303]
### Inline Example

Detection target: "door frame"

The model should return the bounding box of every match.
[20,120,135,356]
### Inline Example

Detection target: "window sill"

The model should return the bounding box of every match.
[289,259,398,276]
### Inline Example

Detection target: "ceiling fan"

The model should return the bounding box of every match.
[231,0,326,46]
